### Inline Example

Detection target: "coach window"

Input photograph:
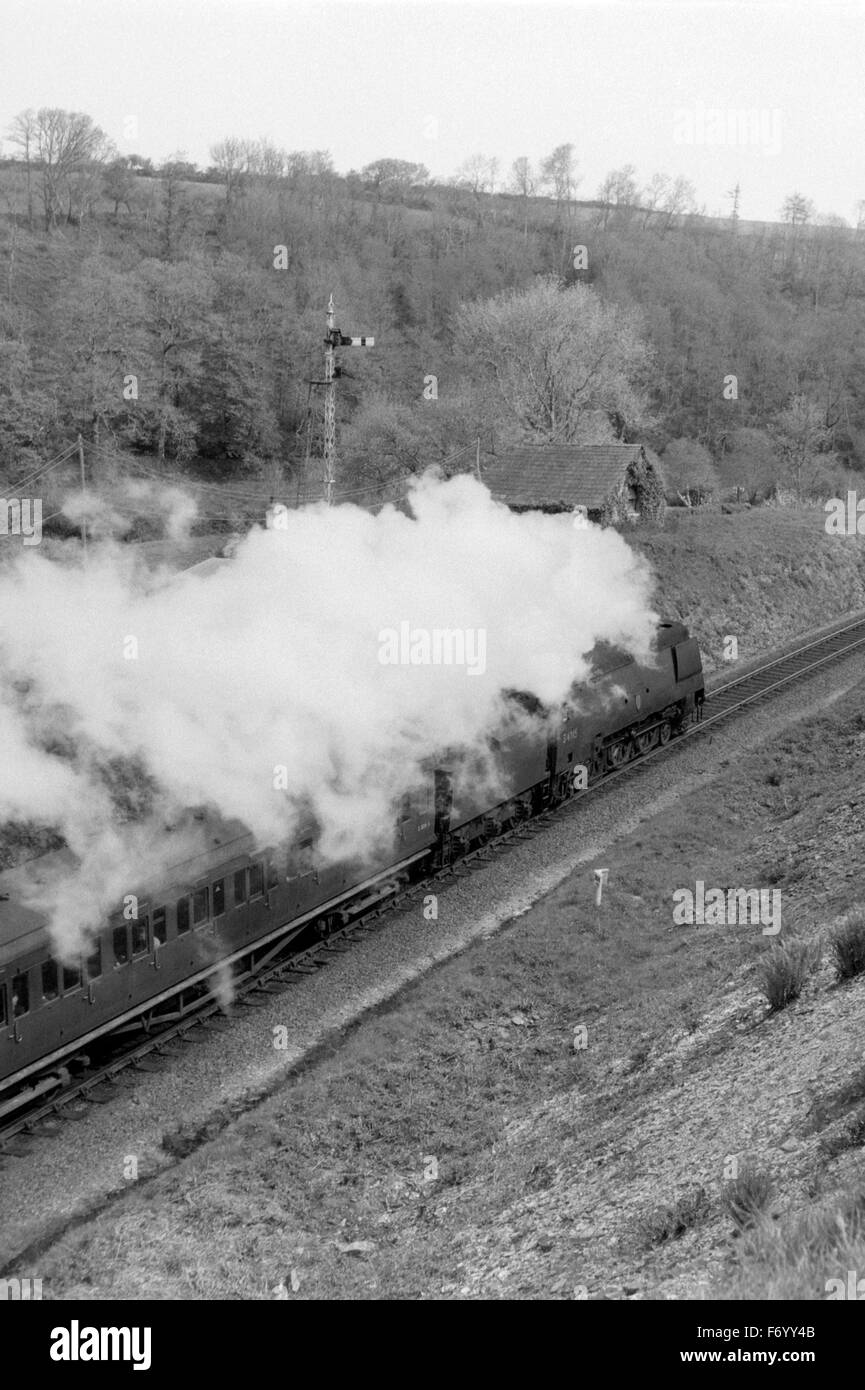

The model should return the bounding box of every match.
[248,863,264,900]
[12,971,29,1018]
[266,860,278,891]
[113,924,130,966]
[85,942,102,980]
[192,888,209,926]
[212,880,225,917]
[132,915,149,956]
[42,959,59,1002]
[152,908,167,946]
[288,839,316,880]
[63,961,81,993]
[0,985,6,1027]
[177,897,191,934]
[233,869,247,905]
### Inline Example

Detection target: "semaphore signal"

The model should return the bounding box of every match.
[321,294,374,505]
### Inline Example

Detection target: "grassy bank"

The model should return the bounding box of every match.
[22,666,865,1299]
[633,504,865,675]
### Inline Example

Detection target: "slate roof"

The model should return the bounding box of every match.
[485,444,657,509]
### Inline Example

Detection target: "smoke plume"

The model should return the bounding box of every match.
[0,472,657,956]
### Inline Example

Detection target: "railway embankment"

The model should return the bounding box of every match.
[633,504,865,676]
[6,635,865,1299]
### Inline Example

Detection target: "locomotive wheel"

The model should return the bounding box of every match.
[608,739,631,768]
[635,728,657,755]
[658,720,672,745]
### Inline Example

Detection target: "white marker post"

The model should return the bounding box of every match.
[594,868,609,907]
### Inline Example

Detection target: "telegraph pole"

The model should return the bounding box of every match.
[77,432,87,559]
[320,294,374,505]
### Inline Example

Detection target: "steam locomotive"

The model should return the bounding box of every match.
[0,620,703,1116]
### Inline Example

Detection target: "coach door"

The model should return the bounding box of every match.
[225,859,269,944]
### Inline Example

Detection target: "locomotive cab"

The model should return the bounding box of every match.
[551,621,705,792]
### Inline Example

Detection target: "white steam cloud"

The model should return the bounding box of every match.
[0,473,657,956]
[62,478,198,543]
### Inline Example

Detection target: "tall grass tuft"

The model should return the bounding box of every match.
[723,1163,774,1230]
[758,939,820,1012]
[830,911,865,983]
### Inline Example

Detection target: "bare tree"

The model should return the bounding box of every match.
[209,136,257,208]
[360,159,430,198]
[510,156,536,237]
[281,150,335,207]
[540,143,579,218]
[640,171,670,227]
[8,107,112,229]
[639,172,697,231]
[455,153,498,195]
[772,393,837,497]
[306,150,334,178]
[7,109,37,229]
[452,153,499,226]
[781,192,815,227]
[597,164,639,228]
[661,176,697,230]
[251,139,287,180]
[454,277,652,443]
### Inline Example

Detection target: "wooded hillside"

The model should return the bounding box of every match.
[2,112,864,522]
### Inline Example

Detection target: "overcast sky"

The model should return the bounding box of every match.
[2,0,863,223]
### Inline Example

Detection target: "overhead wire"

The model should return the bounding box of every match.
[8,442,80,492]
[34,434,482,527]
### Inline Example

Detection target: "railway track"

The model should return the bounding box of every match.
[3,611,865,1153]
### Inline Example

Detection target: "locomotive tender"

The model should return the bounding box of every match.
[0,620,703,1114]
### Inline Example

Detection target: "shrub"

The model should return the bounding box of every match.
[830,912,865,982]
[713,1186,865,1299]
[758,939,820,1012]
[819,1108,865,1159]
[723,1163,774,1230]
